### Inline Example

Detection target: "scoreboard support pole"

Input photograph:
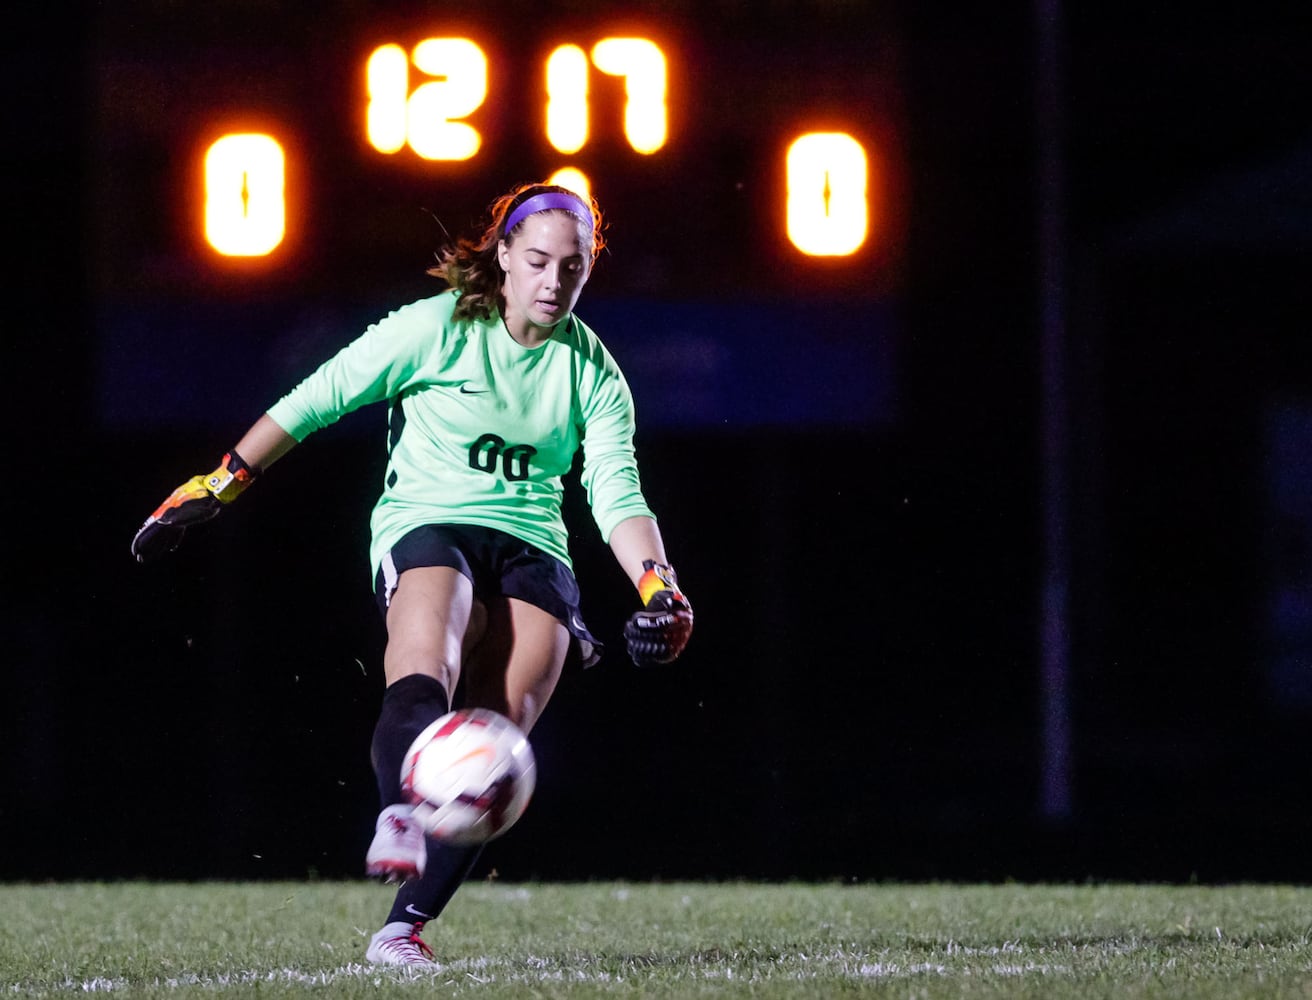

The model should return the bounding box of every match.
[1035,0,1074,826]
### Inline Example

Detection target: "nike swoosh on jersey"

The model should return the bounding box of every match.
[458,384,489,394]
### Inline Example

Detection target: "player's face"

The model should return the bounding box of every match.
[498,212,592,344]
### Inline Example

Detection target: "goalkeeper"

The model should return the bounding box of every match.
[131,182,693,968]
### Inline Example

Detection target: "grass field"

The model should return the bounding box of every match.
[1,880,1310,997]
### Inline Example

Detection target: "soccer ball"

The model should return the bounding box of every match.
[400,708,537,846]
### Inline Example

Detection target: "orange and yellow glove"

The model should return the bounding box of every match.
[131,451,258,563]
[623,561,693,666]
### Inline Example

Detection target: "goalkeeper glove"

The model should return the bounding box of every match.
[131,450,258,563]
[623,561,693,666]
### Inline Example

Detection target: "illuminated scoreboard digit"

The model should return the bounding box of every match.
[200,34,878,263]
[204,134,286,257]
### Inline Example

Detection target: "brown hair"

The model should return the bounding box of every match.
[428,183,606,321]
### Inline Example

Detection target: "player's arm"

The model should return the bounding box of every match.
[230,413,300,471]
[130,414,298,563]
[131,297,442,564]
[609,515,693,666]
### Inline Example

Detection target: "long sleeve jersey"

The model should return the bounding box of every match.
[266,289,654,579]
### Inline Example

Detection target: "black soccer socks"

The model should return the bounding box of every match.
[385,840,484,927]
[371,673,450,807]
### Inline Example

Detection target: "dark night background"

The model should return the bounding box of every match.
[4,1,1311,884]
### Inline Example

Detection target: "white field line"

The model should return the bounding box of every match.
[12,940,1310,993]
[5,949,1072,994]
[20,939,1312,992]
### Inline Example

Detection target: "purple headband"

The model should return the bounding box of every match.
[503,192,594,236]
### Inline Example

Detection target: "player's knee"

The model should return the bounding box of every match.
[384,649,461,695]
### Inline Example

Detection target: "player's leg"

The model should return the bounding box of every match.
[365,565,483,883]
[463,595,569,733]
[373,597,568,962]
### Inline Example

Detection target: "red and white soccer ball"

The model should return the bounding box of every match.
[401,708,537,846]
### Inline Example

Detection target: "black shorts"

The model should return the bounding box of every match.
[375,523,602,669]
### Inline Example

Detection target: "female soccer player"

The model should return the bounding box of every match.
[131,182,694,967]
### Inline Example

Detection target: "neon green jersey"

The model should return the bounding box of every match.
[266,289,654,579]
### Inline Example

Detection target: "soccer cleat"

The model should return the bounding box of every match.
[365,921,438,967]
[365,804,426,882]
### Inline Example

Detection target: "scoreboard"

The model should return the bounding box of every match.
[209,39,868,258]
[91,3,902,431]
[91,3,904,301]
